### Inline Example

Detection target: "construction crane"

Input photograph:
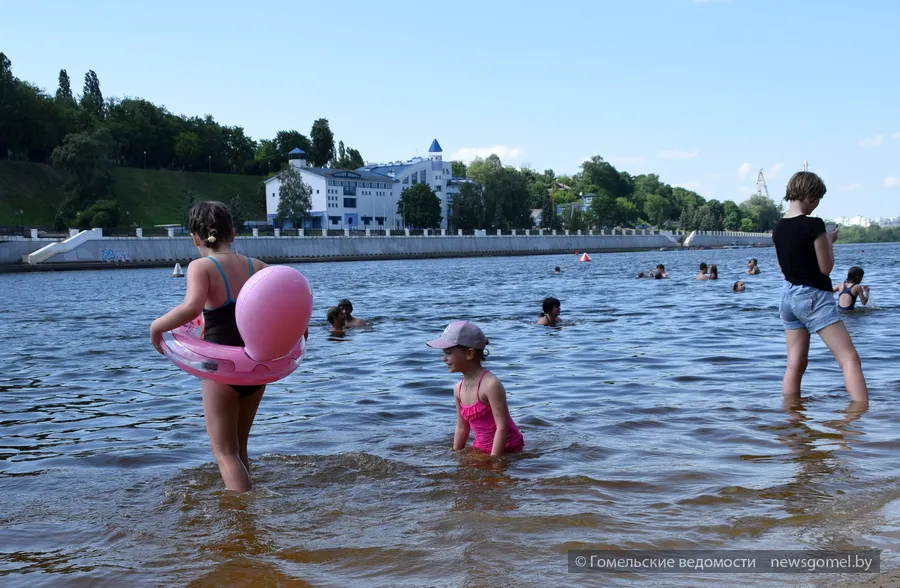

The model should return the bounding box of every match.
[756,169,770,199]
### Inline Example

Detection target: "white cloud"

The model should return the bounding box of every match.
[892,132,900,139]
[882,177,900,188]
[447,146,525,164]
[839,184,862,191]
[857,135,883,148]
[659,149,699,160]
[738,162,753,178]
[768,163,785,178]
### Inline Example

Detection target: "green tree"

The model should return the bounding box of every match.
[539,192,562,230]
[740,218,755,232]
[723,200,743,230]
[590,191,617,227]
[276,166,313,228]
[174,131,202,169]
[332,140,366,169]
[740,195,781,231]
[579,156,628,197]
[55,69,74,106]
[482,166,531,229]
[613,197,640,227]
[229,194,246,234]
[309,118,335,167]
[75,199,120,232]
[448,182,484,231]
[643,193,673,228]
[51,130,114,228]
[451,160,467,177]
[562,206,588,232]
[80,69,104,120]
[398,183,442,228]
[466,154,502,184]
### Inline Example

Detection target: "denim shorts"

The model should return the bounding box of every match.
[779,281,842,333]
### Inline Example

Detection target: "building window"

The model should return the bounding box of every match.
[316,189,319,194]
[403,177,409,184]
[344,198,357,208]
[435,185,442,192]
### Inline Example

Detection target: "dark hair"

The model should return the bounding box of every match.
[541,296,561,316]
[785,171,826,203]
[750,258,757,264]
[709,264,718,278]
[699,262,708,271]
[338,298,352,309]
[188,201,234,249]
[733,281,744,292]
[654,272,663,280]
[453,343,489,362]
[657,264,665,271]
[637,272,646,278]
[554,266,561,272]
[847,266,864,284]
[327,306,342,325]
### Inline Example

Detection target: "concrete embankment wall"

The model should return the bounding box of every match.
[1,230,772,270]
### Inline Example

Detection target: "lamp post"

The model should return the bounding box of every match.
[143,151,146,169]
[208,156,211,173]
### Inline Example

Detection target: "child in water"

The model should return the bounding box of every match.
[426,321,525,456]
[537,297,561,326]
[150,201,270,493]
[772,172,867,402]
[327,306,346,335]
[708,264,719,280]
[834,266,870,311]
[733,281,746,292]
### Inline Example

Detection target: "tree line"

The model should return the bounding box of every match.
[0,52,362,228]
[397,153,783,232]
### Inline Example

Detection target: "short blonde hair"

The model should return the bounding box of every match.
[784,172,826,203]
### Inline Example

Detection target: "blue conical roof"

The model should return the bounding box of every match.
[288,147,306,155]
[428,139,442,153]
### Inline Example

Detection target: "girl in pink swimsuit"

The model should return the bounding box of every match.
[426,321,525,456]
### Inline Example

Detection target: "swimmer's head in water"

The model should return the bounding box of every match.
[637,272,645,278]
[656,264,665,272]
[733,281,745,292]
[338,298,353,316]
[699,263,708,272]
[326,306,343,325]
[542,297,561,316]
[189,201,234,250]
[554,266,561,272]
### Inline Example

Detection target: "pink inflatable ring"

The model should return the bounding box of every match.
[161,316,306,386]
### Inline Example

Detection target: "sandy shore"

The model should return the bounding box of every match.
[835,568,900,587]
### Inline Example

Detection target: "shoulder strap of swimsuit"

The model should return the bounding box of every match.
[206,256,233,303]
[476,370,489,403]
[247,256,254,277]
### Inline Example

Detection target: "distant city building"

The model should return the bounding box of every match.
[832,215,900,228]
[264,140,461,229]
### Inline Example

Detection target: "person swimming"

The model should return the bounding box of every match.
[708,264,719,280]
[327,306,346,335]
[338,299,369,328]
[733,281,745,292]
[747,258,761,275]
[697,262,709,280]
[537,297,561,326]
[554,266,561,273]
[834,266,869,311]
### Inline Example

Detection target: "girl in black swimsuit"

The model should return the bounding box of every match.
[150,201,269,493]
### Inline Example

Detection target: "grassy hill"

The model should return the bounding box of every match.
[0,161,266,228]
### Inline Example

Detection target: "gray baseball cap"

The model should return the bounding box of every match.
[426,321,487,350]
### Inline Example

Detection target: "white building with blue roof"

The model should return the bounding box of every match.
[264,140,459,230]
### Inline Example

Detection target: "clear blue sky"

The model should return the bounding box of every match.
[3,0,898,219]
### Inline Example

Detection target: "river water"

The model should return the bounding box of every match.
[1,244,899,587]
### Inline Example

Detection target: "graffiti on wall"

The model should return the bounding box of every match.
[101,249,131,262]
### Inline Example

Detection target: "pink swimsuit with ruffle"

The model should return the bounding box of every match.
[457,371,525,454]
